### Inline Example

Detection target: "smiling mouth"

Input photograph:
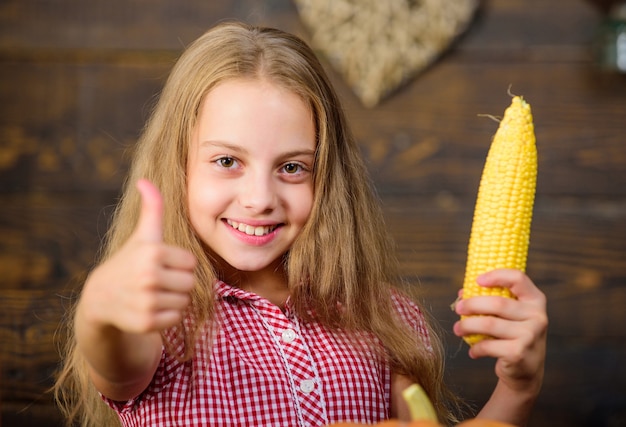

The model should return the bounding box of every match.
[226,219,279,236]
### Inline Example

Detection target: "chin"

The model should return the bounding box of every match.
[223,257,284,276]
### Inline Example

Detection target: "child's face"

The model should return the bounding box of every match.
[187,78,316,279]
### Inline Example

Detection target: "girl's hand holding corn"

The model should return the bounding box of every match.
[454,269,547,382]
[453,269,547,424]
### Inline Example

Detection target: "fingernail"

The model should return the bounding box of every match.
[450,295,461,311]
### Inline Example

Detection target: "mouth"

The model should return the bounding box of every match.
[226,219,279,236]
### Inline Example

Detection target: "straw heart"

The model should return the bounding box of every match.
[294,0,479,107]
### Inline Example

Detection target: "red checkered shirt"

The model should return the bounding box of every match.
[105,281,431,426]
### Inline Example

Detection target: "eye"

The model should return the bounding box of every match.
[216,156,237,168]
[282,162,303,174]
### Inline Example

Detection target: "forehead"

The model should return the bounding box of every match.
[192,78,316,153]
[200,78,310,117]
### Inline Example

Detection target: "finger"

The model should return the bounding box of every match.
[117,288,191,332]
[466,337,515,360]
[466,327,540,362]
[153,289,193,311]
[151,310,187,330]
[161,246,197,272]
[127,309,186,333]
[456,295,525,320]
[156,269,196,294]
[135,179,164,243]
[454,315,518,342]
[477,269,545,302]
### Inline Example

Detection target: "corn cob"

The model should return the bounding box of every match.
[461,96,537,345]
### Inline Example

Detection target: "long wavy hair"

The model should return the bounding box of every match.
[54,21,460,426]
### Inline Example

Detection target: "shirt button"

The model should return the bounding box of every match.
[299,379,316,393]
[281,328,297,343]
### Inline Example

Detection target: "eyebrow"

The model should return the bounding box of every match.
[200,140,246,153]
[200,140,316,158]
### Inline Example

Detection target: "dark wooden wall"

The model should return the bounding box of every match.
[1,1,625,426]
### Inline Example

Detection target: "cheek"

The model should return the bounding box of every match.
[291,186,314,226]
[187,182,227,227]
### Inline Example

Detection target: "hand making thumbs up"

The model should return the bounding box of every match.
[79,179,197,334]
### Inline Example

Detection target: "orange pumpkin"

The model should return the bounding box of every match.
[457,420,516,427]
[330,421,441,427]
[330,420,514,427]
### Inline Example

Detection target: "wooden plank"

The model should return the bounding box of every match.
[0,289,66,402]
[0,61,170,193]
[462,0,601,51]
[1,402,63,427]
[0,0,303,50]
[0,192,116,289]
[442,338,626,426]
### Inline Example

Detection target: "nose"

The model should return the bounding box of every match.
[238,170,277,214]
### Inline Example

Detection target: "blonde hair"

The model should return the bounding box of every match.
[54,21,460,426]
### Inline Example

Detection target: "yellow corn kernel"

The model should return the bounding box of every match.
[461,96,537,346]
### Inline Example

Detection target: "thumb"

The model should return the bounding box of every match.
[135,179,164,243]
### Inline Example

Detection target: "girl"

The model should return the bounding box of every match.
[54,21,547,427]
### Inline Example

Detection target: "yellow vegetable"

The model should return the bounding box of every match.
[461,96,537,345]
[402,383,439,423]
[329,383,515,426]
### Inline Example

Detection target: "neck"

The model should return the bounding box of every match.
[223,265,290,308]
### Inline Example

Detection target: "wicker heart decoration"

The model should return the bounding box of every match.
[293,0,480,107]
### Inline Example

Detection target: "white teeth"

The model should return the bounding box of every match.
[227,220,275,236]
